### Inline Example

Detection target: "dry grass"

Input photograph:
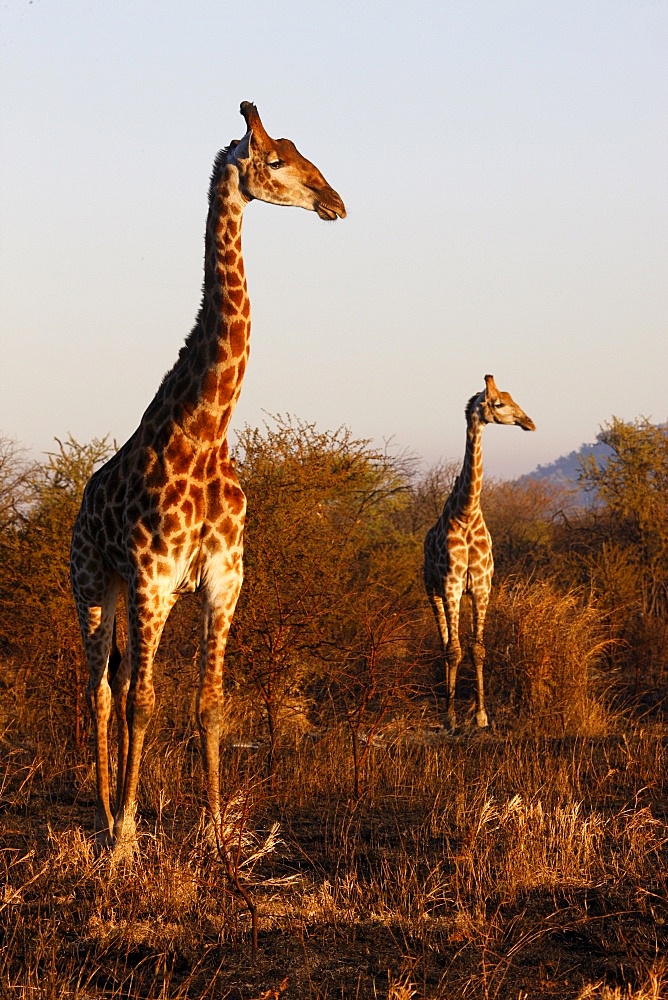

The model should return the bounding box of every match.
[1,581,666,998]
[576,959,668,1000]
[486,579,616,735]
[1,697,666,999]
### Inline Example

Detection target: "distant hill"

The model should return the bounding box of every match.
[516,438,612,500]
[519,421,667,497]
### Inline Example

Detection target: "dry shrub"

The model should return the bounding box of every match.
[487,579,614,735]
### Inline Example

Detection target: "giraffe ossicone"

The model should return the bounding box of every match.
[70,102,345,851]
[423,374,535,731]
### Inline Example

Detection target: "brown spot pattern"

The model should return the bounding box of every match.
[423,380,534,730]
[70,101,344,849]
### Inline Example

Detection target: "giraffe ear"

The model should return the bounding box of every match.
[228,129,252,164]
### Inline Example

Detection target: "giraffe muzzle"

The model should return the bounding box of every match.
[314,191,346,221]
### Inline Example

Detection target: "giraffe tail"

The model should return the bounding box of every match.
[108,617,122,683]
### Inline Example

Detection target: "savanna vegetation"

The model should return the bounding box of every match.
[0,415,666,999]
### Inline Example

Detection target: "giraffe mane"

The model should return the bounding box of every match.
[465,392,481,424]
[208,147,234,202]
[190,146,237,354]
[147,157,231,402]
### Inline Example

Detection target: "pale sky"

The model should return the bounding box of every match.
[1,0,666,479]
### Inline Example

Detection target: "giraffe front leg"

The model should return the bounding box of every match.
[197,562,243,849]
[113,595,171,851]
[471,586,490,728]
[445,641,462,731]
[444,584,463,731]
[471,641,488,728]
[113,670,155,852]
[196,616,232,849]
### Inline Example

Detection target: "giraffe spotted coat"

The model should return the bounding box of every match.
[423,375,535,730]
[70,102,345,849]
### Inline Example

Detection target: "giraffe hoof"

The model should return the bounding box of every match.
[93,830,115,856]
[476,710,489,728]
[112,810,139,857]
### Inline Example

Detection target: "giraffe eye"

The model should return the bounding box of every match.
[267,159,284,170]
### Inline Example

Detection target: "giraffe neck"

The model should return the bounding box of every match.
[451,410,485,521]
[147,161,251,448]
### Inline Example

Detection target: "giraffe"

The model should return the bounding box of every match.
[423,374,535,730]
[70,101,345,850]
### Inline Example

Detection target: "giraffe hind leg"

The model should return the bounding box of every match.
[78,592,119,849]
[427,593,455,728]
[443,585,465,731]
[71,523,123,848]
[428,592,449,652]
[108,616,131,816]
[86,663,114,848]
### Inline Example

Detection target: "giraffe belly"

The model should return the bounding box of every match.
[170,531,243,597]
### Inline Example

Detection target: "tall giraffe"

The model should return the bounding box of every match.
[70,102,345,849]
[423,374,535,730]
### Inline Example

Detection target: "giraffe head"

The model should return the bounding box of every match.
[477,374,536,431]
[225,101,346,221]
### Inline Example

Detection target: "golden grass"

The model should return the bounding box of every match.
[1,720,666,998]
[576,959,668,1000]
[486,579,617,735]
[1,577,666,998]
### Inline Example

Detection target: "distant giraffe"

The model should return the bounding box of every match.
[70,102,345,849]
[423,374,535,730]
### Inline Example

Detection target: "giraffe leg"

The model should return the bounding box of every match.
[113,591,174,849]
[109,640,131,815]
[444,642,463,730]
[444,583,464,731]
[427,591,450,708]
[75,584,120,848]
[197,556,244,847]
[428,593,449,653]
[471,641,488,728]
[86,656,115,848]
[471,589,490,728]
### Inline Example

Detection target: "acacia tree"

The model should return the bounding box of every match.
[574,417,668,690]
[0,434,36,532]
[324,589,424,799]
[0,435,114,746]
[229,416,419,779]
[481,477,567,579]
[403,459,460,536]
[579,418,668,615]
